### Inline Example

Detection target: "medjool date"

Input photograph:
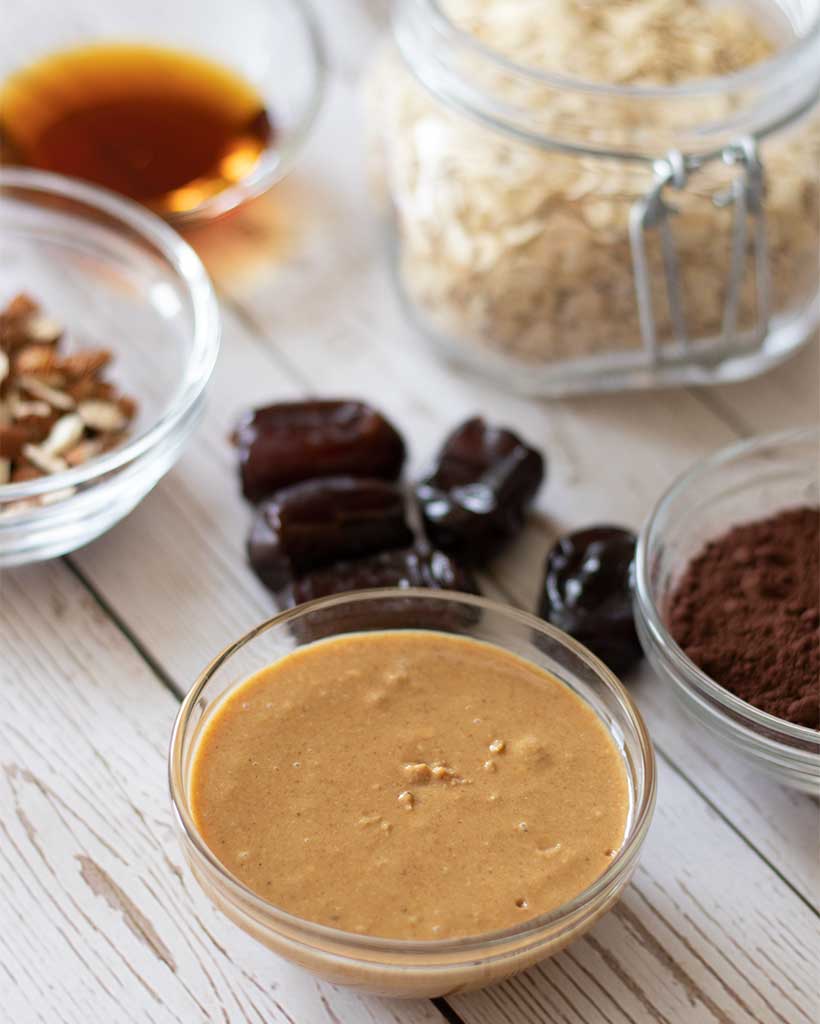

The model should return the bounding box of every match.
[538,526,641,676]
[416,417,544,563]
[248,476,413,592]
[281,545,480,608]
[236,400,406,502]
[281,546,481,640]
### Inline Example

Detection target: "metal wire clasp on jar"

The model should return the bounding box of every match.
[629,140,771,362]
[369,0,820,396]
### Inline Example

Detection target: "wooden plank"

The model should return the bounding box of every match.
[0,561,445,1024]
[447,759,819,1024]
[690,337,819,436]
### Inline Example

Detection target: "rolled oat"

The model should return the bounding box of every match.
[370,0,820,368]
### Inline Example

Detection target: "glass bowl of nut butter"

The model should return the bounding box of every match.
[0,0,325,223]
[169,590,656,997]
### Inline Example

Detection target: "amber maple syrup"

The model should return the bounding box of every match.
[0,43,273,216]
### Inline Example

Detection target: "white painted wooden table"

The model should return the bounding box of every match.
[2,4,819,1022]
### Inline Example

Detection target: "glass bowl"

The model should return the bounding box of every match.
[0,168,220,566]
[169,589,656,998]
[0,0,325,224]
[635,427,820,793]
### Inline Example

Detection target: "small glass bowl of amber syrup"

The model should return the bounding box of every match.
[0,0,325,224]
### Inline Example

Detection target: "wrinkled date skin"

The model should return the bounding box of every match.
[236,400,406,502]
[281,545,481,642]
[281,545,480,608]
[538,526,642,676]
[416,417,544,563]
[247,476,414,592]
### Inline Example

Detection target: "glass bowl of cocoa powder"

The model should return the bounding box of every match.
[634,427,819,793]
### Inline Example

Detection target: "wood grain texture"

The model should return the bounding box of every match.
[0,562,445,1024]
[3,1,818,1021]
[448,760,818,1024]
[690,338,820,437]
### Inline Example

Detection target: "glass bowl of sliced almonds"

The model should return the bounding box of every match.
[0,168,220,566]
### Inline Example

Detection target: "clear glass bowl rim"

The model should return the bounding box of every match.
[165,0,327,224]
[635,425,820,753]
[421,0,820,101]
[169,587,657,956]
[0,166,220,502]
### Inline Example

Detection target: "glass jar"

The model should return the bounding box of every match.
[369,0,820,395]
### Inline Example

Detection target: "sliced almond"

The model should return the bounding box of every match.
[8,393,53,420]
[24,314,63,344]
[40,413,85,457]
[61,348,111,378]
[17,374,76,411]
[0,498,40,518]
[37,372,68,390]
[99,431,126,453]
[14,346,60,376]
[117,395,139,420]
[5,294,38,319]
[67,378,116,403]
[1,294,135,487]
[64,438,103,467]
[21,443,68,475]
[78,399,127,433]
[65,376,99,402]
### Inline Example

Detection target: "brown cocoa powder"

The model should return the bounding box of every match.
[667,506,819,729]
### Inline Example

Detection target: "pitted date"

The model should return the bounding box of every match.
[281,547,482,640]
[281,545,480,608]
[538,526,642,676]
[236,400,406,502]
[416,417,544,563]
[247,476,413,592]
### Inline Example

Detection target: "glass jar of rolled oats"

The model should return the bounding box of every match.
[368,0,820,395]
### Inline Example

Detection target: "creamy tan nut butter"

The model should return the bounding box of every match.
[190,631,629,940]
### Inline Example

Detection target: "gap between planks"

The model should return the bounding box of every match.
[62,559,179,700]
